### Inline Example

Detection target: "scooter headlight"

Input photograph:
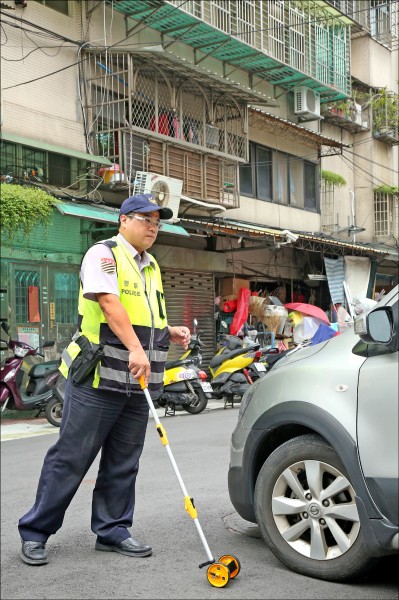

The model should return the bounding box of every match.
[15,346,29,358]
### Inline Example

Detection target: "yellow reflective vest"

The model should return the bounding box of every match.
[60,237,169,396]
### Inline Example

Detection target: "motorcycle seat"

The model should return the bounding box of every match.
[165,358,191,370]
[29,360,60,379]
[209,347,254,369]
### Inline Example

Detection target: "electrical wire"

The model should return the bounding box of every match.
[343,148,399,174]
[0,0,192,87]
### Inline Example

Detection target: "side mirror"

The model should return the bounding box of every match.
[354,307,393,344]
[1,321,9,335]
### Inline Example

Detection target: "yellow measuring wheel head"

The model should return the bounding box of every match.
[218,554,241,579]
[207,562,230,588]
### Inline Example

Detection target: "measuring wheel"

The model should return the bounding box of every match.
[218,554,241,579]
[207,562,230,588]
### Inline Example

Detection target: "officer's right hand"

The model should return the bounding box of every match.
[128,348,151,385]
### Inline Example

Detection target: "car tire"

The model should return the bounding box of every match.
[254,434,378,582]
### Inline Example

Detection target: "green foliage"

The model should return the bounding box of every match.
[0,183,58,240]
[321,170,346,187]
[371,88,399,133]
[374,184,399,195]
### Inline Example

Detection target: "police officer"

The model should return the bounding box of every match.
[18,193,191,565]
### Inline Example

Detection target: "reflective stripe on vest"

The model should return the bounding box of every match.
[60,237,169,394]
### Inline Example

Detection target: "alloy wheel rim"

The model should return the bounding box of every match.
[271,459,360,560]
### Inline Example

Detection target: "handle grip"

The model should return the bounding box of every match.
[138,375,147,390]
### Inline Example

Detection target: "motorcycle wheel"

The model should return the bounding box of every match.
[45,396,63,427]
[183,387,208,415]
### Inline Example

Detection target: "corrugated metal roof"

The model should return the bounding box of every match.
[180,217,393,257]
[249,107,347,149]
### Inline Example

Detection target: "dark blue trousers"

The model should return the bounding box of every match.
[18,377,149,544]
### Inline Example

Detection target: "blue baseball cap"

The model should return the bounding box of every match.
[119,193,173,220]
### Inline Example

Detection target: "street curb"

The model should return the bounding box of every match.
[1,401,236,441]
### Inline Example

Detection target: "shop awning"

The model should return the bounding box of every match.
[180,217,394,258]
[2,132,112,166]
[56,201,190,236]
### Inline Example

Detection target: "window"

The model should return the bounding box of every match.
[256,146,272,200]
[15,270,40,324]
[240,142,318,211]
[239,145,253,196]
[370,1,391,46]
[0,141,16,177]
[273,151,288,205]
[54,272,78,324]
[32,0,69,15]
[239,143,272,200]
[289,157,304,207]
[1,142,72,187]
[304,162,318,211]
[374,191,399,238]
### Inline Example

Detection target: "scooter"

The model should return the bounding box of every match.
[0,321,59,425]
[208,331,263,408]
[42,368,64,428]
[157,319,213,416]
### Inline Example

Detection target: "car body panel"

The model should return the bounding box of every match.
[228,285,399,560]
[239,326,366,441]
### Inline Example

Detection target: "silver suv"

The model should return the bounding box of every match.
[228,285,398,581]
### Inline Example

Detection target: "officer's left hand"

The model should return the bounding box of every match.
[168,326,191,350]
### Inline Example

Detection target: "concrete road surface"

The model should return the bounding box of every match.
[1,408,397,600]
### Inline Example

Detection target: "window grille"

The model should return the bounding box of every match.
[235,0,256,46]
[184,0,203,19]
[289,5,306,72]
[315,24,329,84]
[374,192,399,238]
[54,272,78,324]
[370,1,392,47]
[86,51,247,176]
[321,181,337,232]
[332,28,348,93]
[1,142,73,187]
[210,0,231,34]
[15,271,39,324]
[266,0,285,61]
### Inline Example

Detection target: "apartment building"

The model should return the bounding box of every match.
[1,0,398,358]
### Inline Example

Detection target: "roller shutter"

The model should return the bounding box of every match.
[161,269,216,367]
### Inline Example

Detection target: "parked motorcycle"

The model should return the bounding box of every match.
[0,321,59,425]
[157,319,213,416]
[208,331,263,408]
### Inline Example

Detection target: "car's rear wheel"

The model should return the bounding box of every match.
[254,434,378,582]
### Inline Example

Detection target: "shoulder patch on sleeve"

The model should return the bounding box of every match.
[100,257,116,274]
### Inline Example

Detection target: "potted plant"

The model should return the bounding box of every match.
[371,88,399,138]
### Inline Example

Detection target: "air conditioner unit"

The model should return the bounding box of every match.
[294,86,321,119]
[133,172,183,223]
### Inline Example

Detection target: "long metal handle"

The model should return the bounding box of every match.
[138,376,214,565]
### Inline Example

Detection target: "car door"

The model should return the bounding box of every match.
[356,293,399,524]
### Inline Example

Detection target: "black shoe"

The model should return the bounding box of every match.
[95,537,152,557]
[20,541,48,565]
